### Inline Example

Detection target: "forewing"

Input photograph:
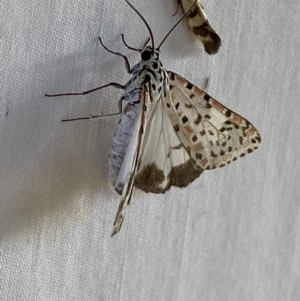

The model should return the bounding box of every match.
[134,93,203,194]
[166,72,261,170]
[109,103,140,195]
[180,0,221,54]
[110,95,146,236]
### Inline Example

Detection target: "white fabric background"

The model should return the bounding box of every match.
[1,0,300,300]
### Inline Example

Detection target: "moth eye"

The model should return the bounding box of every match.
[141,50,152,61]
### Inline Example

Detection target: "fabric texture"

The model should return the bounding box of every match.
[1,0,300,300]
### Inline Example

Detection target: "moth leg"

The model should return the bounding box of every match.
[98,37,132,73]
[121,34,150,52]
[172,0,181,17]
[61,98,124,122]
[45,82,125,97]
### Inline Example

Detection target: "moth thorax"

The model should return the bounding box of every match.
[143,68,168,101]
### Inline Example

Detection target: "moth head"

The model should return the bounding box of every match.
[141,46,160,62]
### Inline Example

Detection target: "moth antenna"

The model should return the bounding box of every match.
[158,0,198,50]
[125,0,155,53]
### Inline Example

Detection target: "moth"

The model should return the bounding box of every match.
[178,0,221,54]
[46,0,261,236]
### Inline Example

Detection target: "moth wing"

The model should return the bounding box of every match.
[109,103,141,195]
[110,99,145,237]
[166,72,261,170]
[180,0,221,54]
[135,93,203,194]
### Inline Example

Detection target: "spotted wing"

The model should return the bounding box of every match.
[134,91,203,194]
[109,100,146,237]
[165,72,261,170]
[109,103,140,195]
[180,0,221,54]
